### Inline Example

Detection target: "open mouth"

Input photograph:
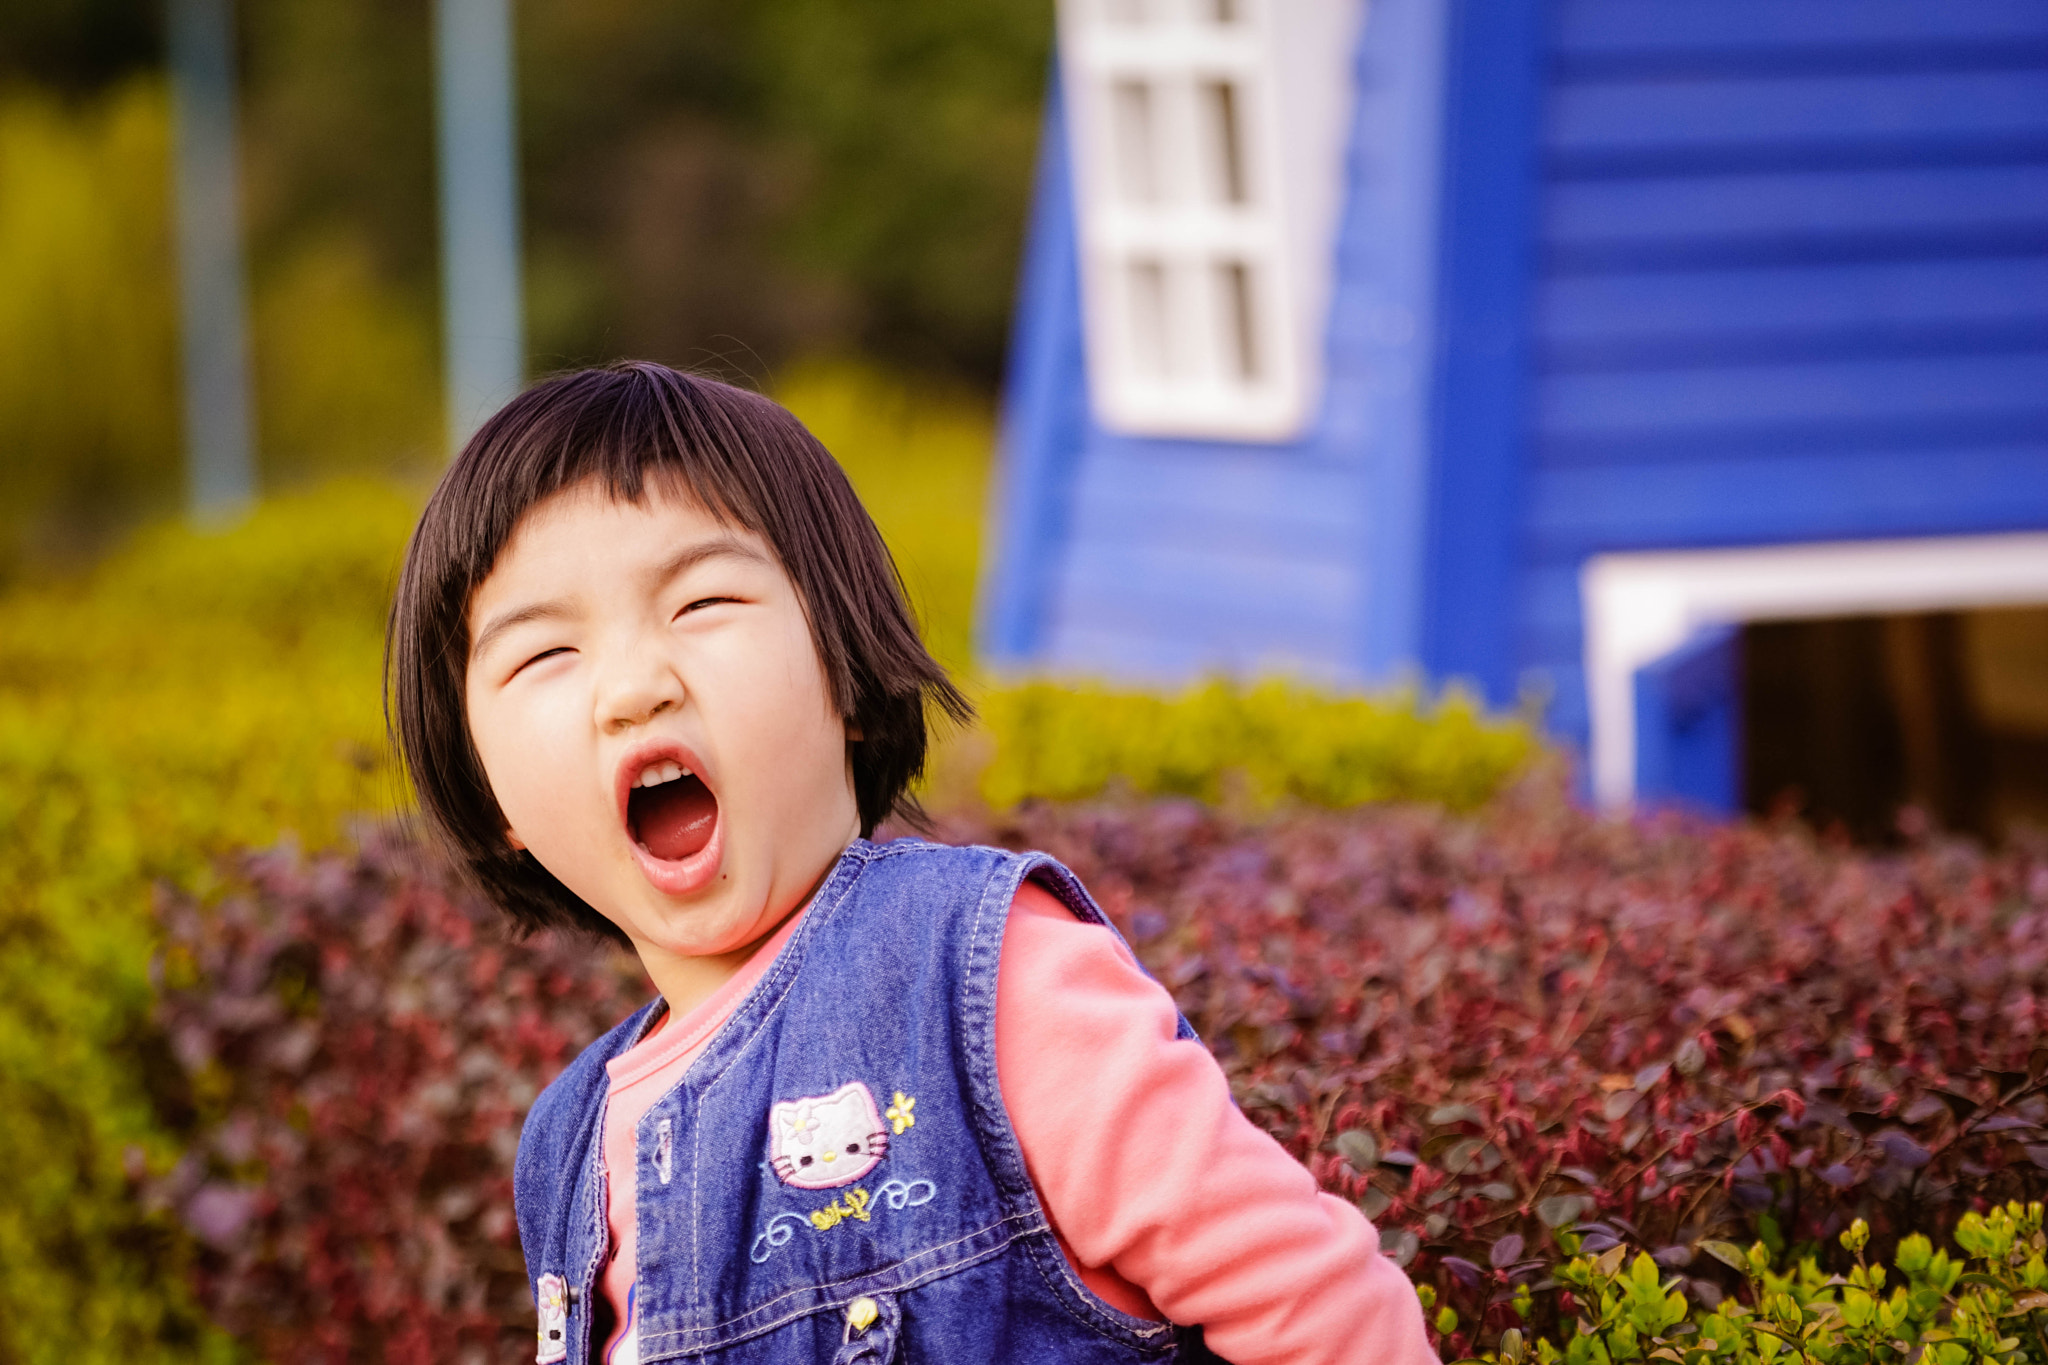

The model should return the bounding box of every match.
[626,758,720,864]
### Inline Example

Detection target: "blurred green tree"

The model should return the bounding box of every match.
[0,82,180,573]
[0,0,1051,568]
[516,0,1053,377]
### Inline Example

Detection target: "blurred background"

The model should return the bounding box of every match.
[0,0,1045,569]
[3,0,2048,1360]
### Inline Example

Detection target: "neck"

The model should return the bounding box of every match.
[636,839,851,1015]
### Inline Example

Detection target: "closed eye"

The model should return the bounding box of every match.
[675,596,740,618]
[510,646,572,677]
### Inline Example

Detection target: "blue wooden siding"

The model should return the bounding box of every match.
[1511,0,2048,753]
[1041,439,1367,680]
[981,74,1090,667]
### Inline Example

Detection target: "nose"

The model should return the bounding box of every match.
[594,638,685,734]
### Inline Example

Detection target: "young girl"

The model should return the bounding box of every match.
[387,363,1435,1365]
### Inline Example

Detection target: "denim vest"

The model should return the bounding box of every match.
[514,838,1215,1364]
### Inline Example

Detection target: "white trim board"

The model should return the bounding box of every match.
[1582,532,2048,809]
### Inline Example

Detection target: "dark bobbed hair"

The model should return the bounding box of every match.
[386,362,972,941]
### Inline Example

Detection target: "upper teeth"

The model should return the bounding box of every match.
[638,761,688,788]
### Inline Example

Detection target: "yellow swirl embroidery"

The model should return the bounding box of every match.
[808,1186,873,1231]
[885,1092,916,1134]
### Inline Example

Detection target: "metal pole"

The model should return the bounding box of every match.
[434,0,525,456]
[168,0,256,520]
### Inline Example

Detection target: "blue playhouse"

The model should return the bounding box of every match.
[980,0,2048,825]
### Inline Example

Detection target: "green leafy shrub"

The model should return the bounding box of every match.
[1440,1206,2048,1365]
[975,677,1537,811]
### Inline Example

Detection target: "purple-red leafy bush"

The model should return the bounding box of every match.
[152,835,645,1365]
[962,796,2048,1356]
[156,791,2048,1361]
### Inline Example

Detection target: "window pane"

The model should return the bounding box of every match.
[1111,79,1160,203]
[1129,258,1173,377]
[1201,79,1249,205]
[1216,259,1259,380]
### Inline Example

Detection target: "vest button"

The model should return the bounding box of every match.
[567,1285,581,1307]
[846,1296,880,1333]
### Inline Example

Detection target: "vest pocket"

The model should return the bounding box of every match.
[831,1291,900,1365]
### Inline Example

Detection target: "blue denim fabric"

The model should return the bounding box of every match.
[514,838,1215,1363]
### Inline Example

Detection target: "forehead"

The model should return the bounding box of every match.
[469,478,767,617]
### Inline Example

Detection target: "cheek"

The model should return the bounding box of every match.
[717,622,845,758]
[466,684,589,835]
[756,614,838,716]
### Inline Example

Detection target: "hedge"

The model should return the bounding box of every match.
[965,797,2048,1349]
[974,678,1533,812]
[0,480,410,1362]
[151,794,2048,1360]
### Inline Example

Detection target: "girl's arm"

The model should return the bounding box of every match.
[996,880,1439,1365]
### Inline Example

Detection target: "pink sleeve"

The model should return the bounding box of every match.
[995,880,1439,1365]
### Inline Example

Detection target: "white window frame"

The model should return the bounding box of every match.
[1582,532,2048,809]
[1058,0,1363,442]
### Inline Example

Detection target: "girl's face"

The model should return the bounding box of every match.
[464,478,860,999]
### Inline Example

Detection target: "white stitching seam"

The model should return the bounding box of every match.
[636,1212,1039,1347]
[1018,1222,1177,1347]
[978,856,1175,1350]
[684,848,872,1330]
[579,1093,611,1360]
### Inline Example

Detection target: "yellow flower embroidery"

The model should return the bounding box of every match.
[886,1091,916,1135]
[809,1187,873,1230]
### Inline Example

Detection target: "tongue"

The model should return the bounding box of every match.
[632,776,718,861]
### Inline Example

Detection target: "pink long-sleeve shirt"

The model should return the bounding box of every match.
[593,878,1435,1365]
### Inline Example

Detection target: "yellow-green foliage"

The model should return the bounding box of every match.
[252,235,441,484]
[976,677,1536,811]
[0,482,411,1364]
[1466,1207,2048,1365]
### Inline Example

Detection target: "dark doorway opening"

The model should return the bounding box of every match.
[1742,605,2048,843]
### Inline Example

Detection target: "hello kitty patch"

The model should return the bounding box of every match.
[768,1080,890,1189]
[751,1083,931,1263]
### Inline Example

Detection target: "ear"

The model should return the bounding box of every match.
[505,827,528,852]
[844,720,865,742]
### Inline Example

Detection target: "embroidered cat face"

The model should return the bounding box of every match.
[769,1081,888,1189]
